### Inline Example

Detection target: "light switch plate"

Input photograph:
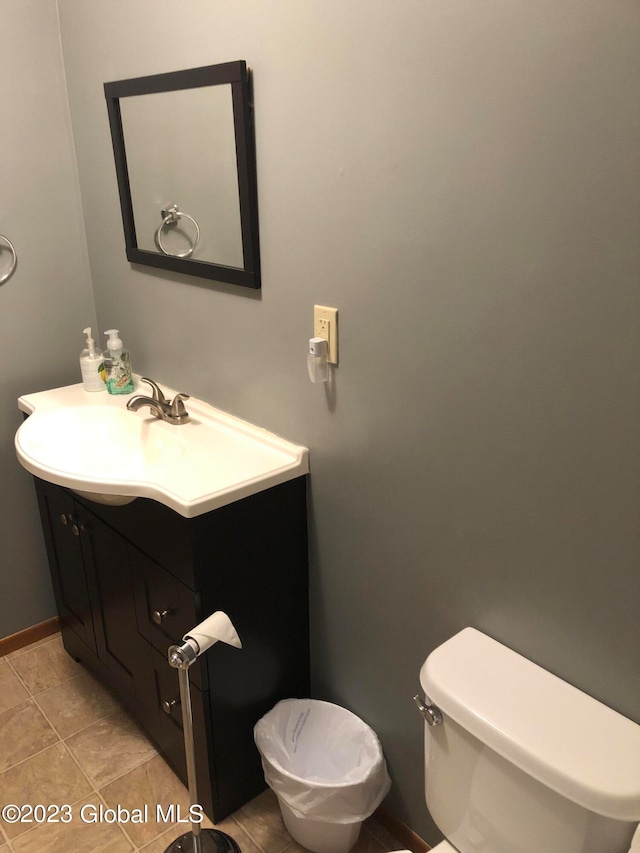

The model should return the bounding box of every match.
[314,305,338,364]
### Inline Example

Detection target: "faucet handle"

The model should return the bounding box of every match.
[170,393,190,424]
[140,377,168,405]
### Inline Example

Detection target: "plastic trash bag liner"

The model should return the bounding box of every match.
[254,699,391,823]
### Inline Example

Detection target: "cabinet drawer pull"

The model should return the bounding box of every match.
[152,609,170,625]
[162,698,179,714]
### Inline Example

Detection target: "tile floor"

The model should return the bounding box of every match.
[0,634,404,853]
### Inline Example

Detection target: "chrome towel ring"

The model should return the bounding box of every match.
[0,235,17,284]
[155,204,200,259]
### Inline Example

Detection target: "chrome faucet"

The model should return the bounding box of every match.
[126,377,191,425]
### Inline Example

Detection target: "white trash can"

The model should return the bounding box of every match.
[254,699,391,853]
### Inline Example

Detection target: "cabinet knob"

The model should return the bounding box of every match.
[162,698,179,715]
[152,609,170,625]
[71,523,85,537]
[60,513,72,526]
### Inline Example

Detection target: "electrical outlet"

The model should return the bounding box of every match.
[314,305,338,364]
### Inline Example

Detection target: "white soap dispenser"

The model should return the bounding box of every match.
[103,329,134,395]
[79,327,106,392]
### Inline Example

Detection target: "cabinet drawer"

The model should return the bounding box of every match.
[151,642,187,730]
[145,646,213,820]
[131,547,206,690]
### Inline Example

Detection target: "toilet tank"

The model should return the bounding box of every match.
[420,629,640,853]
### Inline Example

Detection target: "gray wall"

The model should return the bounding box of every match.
[0,0,96,637]
[7,0,639,844]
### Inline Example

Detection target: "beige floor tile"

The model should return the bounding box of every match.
[139,825,180,852]
[11,795,133,853]
[0,660,29,712]
[140,818,263,853]
[8,637,80,695]
[66,710,157,788]
[0,742,92,840]
[100,754,191,848]
[0,701,59,773]
[223,816,266,853]
[283,841,317,853]
[36,671,121,739]
[282,824,390,853]
[5,633,60,661]
[233,788,293,853]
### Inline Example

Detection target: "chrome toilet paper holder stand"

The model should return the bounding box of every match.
[164,612,242,853]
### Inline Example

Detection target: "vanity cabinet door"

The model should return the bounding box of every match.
[80,507,151,703]
[34,480,97,654]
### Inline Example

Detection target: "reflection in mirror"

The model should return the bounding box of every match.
[105,61,260,288]
[121,85,243,267]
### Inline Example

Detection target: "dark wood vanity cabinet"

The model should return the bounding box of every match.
[34,476,309,822]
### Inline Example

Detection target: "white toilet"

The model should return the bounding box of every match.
[416,628,640,853]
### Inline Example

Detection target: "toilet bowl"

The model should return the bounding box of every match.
[416,628,640,853]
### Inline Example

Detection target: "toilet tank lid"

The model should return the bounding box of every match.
[420,628,640,821]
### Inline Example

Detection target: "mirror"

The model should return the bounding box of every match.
[104,61,260,289]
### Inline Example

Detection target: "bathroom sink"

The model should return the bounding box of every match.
[15,382,309,518]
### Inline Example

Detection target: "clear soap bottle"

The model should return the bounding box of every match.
[79,327,106,392]
[103,329,134,395]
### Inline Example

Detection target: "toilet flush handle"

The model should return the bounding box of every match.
[413,694,443,727]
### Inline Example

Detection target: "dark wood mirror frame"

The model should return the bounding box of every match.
[104,61,261,289]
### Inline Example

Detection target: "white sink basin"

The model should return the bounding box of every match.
[16,383,308,518]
